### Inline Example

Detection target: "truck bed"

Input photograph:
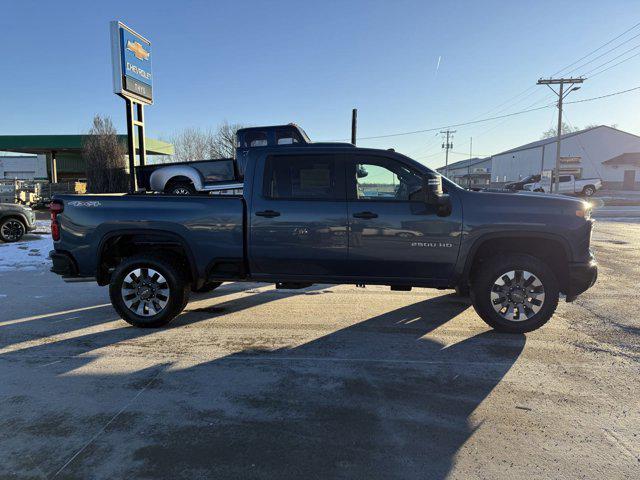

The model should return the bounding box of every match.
[53,194,245,280]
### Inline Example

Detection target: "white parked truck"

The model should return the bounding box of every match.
[523,174,602,197]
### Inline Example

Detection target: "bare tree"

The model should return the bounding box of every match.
[83,115,127,193]
[540,122,579,139]
[169,121,246,162]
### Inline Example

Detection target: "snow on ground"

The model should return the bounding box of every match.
[0,220,52,272]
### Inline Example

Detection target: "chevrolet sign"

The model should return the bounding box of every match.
[110,21,153,104]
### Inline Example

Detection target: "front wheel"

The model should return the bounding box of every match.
[471,254,559,333]
[109,254,190,328]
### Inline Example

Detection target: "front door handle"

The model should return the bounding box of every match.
[255,210,281,218]
[353,211,378,219]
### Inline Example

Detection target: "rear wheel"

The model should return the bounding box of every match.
[166,182,195,195]
[109,254,190,328]
[471,254,559,333]
[0,218,26,242]
[582,185,596,197]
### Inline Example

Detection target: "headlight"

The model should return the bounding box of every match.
[576,202,592,219]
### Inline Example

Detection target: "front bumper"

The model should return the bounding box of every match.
[565,256,598,302]
[25,210,36,231]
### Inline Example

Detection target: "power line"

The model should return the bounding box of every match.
[558,23,640,75]
[467,21,640,127]
[579,42,640,76]
[333,84,640,142]
[565,84,640,103]
[332,103,555,141]
[586,50,640,79]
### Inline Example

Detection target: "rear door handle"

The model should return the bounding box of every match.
[255,210,281,218]
[353,211,378,219]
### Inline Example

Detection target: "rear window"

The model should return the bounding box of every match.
[263,155,341,200]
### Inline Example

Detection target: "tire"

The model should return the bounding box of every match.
[193,281,223,293]
[454,284,470,297]
[582,185,596,197]
[0,217,26,243]
[470,254,559,333]
[109,254,191,328]
[166,182,195,195]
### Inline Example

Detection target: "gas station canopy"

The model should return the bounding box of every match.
[0,135,173,182]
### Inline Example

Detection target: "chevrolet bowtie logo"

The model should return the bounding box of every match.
[126,40,150,60]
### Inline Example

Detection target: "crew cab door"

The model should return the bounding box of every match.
[346,154,462,281]
[249,152,349,276]
[558,175,574,193]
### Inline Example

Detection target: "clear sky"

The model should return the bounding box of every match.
[1,0,639,168]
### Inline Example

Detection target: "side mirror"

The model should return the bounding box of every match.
[424,174,452,217]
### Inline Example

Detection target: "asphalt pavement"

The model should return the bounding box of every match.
[0,221,637,479]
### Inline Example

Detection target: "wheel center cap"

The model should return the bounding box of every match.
[139,286,153,300]
[511,290,525,303]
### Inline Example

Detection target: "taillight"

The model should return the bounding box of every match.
[50,201,63,241]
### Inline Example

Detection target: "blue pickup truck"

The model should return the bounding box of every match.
[49,124,597,333]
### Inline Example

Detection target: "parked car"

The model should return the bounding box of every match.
[0,203,36,242]
[504,174,541,191]
[49,124,597,334]
[135,124,310,195]
[523,174,602,197]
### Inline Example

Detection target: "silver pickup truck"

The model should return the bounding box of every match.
[524,174,602,197]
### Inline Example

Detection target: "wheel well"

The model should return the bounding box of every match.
[166,176,194,189]
[97,233,195,286]
[1,214,26,226]
[467,237,569,293]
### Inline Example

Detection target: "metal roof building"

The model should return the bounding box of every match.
[436,157,492,188]
[490,126,640,190]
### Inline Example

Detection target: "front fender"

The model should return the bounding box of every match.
[149,166,204,192]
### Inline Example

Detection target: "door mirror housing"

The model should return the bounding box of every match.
[424,174,452,217]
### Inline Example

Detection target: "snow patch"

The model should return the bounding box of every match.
[0,221,53,272]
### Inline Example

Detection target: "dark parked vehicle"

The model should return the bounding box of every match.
[503,174,541,191]
[135,124,309,195]
[50,125,597,333]
[0,203,36,242]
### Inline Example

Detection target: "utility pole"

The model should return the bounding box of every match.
[351,108,358,145]
[440,129,455,178]
[537,77,584,193]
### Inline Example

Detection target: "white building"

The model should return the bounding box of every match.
[0,155,48,180]
[491,126,640,190]
[436,157,491,188]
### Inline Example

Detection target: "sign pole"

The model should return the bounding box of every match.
[125,98,137,193]
[110,21,153,194]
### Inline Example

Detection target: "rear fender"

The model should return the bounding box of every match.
[150,166,204,192]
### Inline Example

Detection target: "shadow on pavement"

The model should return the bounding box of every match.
[0,289,525,479]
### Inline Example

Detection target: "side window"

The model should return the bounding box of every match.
[353,159,423,201]
[241,131,268,147]
[195,160,236,184]
[263,155,341,200]
[559,175,572,182]
[275,128,303,145]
